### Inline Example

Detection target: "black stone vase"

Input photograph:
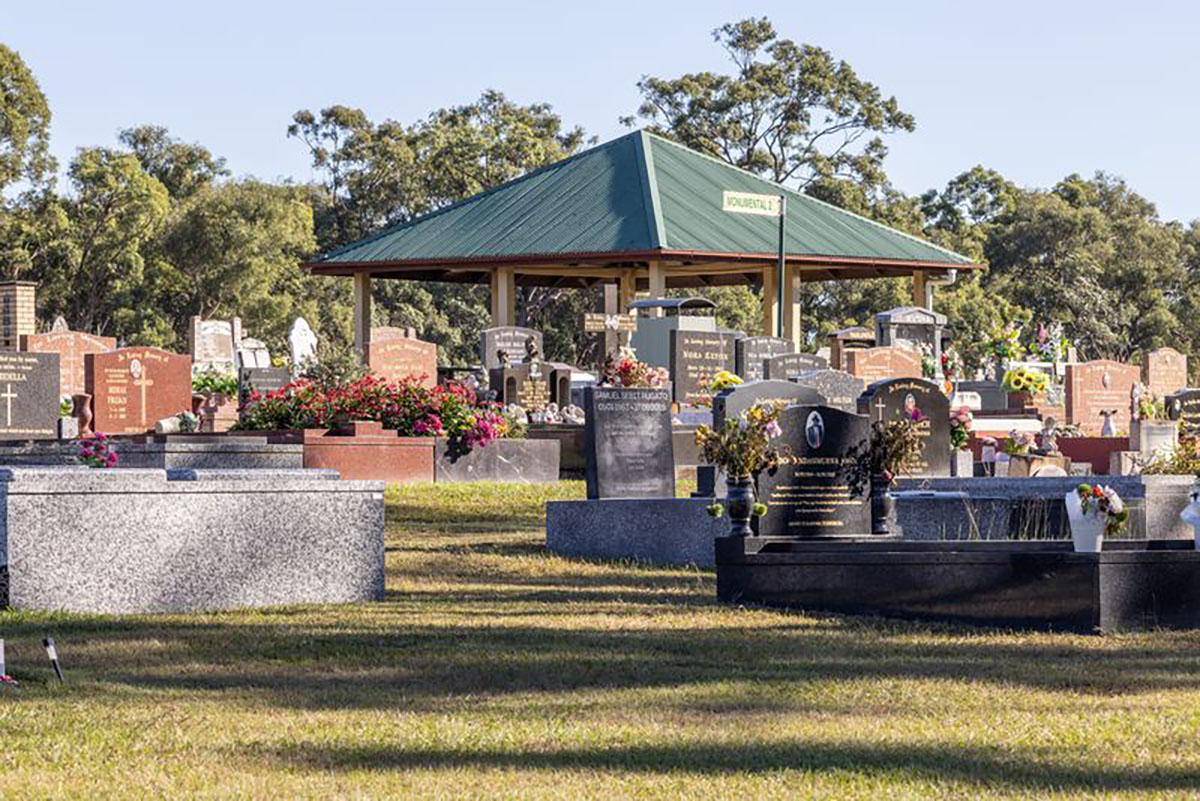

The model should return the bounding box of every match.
[725,476,756,537]
[870,475,895,536]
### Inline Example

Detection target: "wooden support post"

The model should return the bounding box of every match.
[490,267,516,327]
[782,262,802,350]
[761,265,779,337]
[603,283,619,357]
[912,271,930,310]
[647,262,666,317]
[352,272,372,355]
[618,269,637,347]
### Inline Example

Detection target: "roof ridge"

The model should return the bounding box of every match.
[643,131,972,265]
[632,130,665,249]
[317,129,646,263]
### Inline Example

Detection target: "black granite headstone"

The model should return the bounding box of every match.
[480,326,543,370]
[583,386,675,499]
[712,380,825,428]
[0,351,59,439]
[238,367,291,408]
[763,352,829,381]
[758,404,871,538]
[669,330,736,406]
[734,336,795,381]
[857,377,951,477]
[791,369,864,414]
[1167,388,1200,438]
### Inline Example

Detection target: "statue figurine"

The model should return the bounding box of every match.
[1130,382,1146,421]
[1037,417,1060,455]
[524,335,541,362]
[1099,409,1118,437]
[497,349,510,368]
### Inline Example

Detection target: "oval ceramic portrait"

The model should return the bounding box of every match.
[805,410,824,450]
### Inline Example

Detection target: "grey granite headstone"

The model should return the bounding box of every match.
[734,336,794,381]
[712,380,825,428]
[582,386,674,499]
[958,380,1008,412]
[238,367,291,408]
[791,369,864,414]
[669,330,735,406]
[858,377,951,477]
[0,352,60,439]
[763,352,829,380]
[758,404,871,538]
[480,326,543,370]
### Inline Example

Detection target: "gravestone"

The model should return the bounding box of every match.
[85,347,193,434]
[1143,347,1188,398]
[843,346,922,383]
[21,329,116,397]
[875,307,946,355]
[582,386,674,499]
[957,380,1008,412]
[757,404,871,538]
[669,330,735,406]
[858,377,951,477]
[734,336,794,381]
[1065,360,1140,435]
[50,315,69,333]
[1167,389,1200,438]
[712,380,825,428]
[490,360,552,411]
[0,352,60,438]
[238,367,292,410]
[190,316,240,373]
[288,317,318,373]
[762,352,829,381]
[829,326,875,371]
[791,369,864,414]
[235,337,271,370]
[480,326,543,370]
[366,329,437,389]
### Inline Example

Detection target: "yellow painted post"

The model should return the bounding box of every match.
[783,262,802,350]
[647,261,666,317]
[490,267,516,326]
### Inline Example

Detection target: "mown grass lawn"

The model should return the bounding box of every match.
[2,481,1200,799]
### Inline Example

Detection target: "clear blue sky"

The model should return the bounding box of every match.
[8,1,1198,223]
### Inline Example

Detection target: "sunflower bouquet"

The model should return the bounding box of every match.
[1002,366,1050,397]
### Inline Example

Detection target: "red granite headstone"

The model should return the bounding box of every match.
[366,329,437,389]
[85,347,193,434]
[1066,359,1140,435]
[22,330,116,397]
[1142,347,1188,398]
[843,346,922,383]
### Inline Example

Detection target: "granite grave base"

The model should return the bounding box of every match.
[892,476,1195,541]
[716,537,1200,633]
[435,437,560,483]
[546,498,727,567]
[0,466,385,614]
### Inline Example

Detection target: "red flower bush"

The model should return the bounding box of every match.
[234,374,512,452]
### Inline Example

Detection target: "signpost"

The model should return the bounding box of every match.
[722,190,787,338]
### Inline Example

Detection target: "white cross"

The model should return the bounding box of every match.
[0,383,16,428]
[874,398,887,422]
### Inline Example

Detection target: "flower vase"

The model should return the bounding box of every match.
[1179,487,1200,550]
[870,476,895,536]
[724,476,756,537]
[1065,491,1105,553]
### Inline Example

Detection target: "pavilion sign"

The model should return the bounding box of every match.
[721,190,788,338]
[721,191,783,218]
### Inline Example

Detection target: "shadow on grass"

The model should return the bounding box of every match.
[260,738,1200,793]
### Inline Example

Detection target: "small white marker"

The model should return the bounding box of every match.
[0,638,5,676]
[44,637,63,682]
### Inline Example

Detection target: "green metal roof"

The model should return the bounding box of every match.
[310,129,973,274]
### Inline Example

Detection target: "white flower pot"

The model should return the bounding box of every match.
[1180,489,1200,550]
[1065,491,1104,553]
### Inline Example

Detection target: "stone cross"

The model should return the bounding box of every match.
[132,363,154,427]
[0,383,16,427]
